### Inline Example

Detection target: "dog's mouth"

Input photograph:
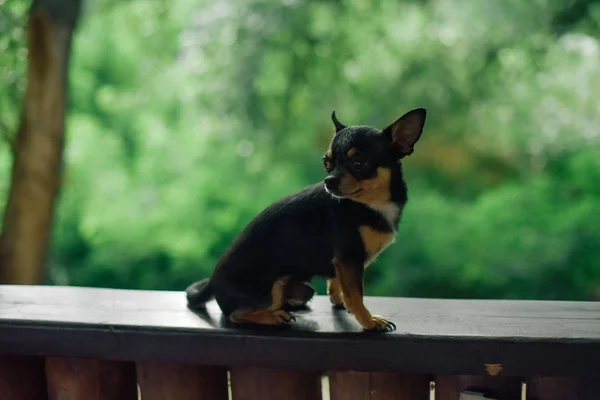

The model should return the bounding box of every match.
[325,186,363,199]
[345,188,364,197]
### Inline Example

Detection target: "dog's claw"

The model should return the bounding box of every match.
[271,310,295,325]
[366,315,396,333]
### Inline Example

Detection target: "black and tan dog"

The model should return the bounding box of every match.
[186,108,427,332]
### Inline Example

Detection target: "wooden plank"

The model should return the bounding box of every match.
[329,371,430,400]
[0,285,599,375]
[136,361,227,400]
[0,355,47,399]
[436,375,522,400]
[527,377,600,400]
[45,357,136,400]
[230,367,321,400]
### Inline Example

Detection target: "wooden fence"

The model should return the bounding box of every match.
[0,285,598,399]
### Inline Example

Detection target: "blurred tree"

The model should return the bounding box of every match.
[2,0,599,300]
[0,0,81,284]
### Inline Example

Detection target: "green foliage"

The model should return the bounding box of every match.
[0,0,28,209]
[1,0,600,299]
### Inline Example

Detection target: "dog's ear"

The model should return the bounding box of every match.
[382,108,426,158]
[331,111,347,134]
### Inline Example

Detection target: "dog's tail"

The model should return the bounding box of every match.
[186,278,214,308]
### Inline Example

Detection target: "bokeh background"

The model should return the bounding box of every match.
[2,0,600,300]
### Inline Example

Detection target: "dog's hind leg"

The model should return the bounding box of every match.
[283,279,315,309]
[228,276,297,325]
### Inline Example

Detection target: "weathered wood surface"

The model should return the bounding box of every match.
[329,371,430,400]
[137,361,228,400]
[0,285,599,376]
[45,357,136,400]
[230,367,321,400]
[435,375,522,400]
[526,377,600,400]
[0,355,48,399]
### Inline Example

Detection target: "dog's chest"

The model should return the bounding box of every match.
[359,226,396,268]
[369,202,400,226]
[359,202,399,268]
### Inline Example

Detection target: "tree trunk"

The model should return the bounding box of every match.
[0,0,81,284]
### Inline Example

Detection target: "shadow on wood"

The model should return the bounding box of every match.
[0,355,48,399]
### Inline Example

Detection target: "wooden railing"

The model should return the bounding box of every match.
[0,285,598,399]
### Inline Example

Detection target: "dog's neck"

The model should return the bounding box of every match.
[367,202,401,230]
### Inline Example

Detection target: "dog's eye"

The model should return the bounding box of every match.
[353,159,366,169]
[323,157,332,171]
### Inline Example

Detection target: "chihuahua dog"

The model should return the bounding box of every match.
[186,108,426,332]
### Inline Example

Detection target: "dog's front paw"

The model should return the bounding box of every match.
[365,315,396,332]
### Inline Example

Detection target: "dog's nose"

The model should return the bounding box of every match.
[324,176,340,191]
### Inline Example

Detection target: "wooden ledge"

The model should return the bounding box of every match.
[0,285,599,376]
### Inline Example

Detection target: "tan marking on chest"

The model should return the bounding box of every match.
[359,226,395,267]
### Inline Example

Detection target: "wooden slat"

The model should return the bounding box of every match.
[230,367,321,400]
[527,377,576,400]
[329,371,430,400]
[45,357,136,400]
[527,377,600,400]
[136,361,228,400]
[0,285,600,376]
[0,355,47,399]
[435,375,522,400]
